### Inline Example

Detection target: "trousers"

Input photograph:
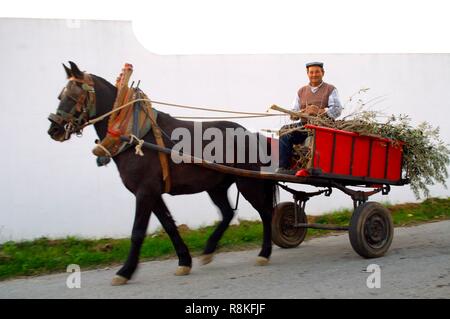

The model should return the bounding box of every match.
[278,122,308,168]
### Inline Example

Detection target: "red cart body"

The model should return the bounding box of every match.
[302,124,405,184]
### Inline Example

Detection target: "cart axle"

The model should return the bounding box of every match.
[295,223,349,231]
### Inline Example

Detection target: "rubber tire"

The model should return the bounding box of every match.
[272,202,307,248]
[349,201,394,258]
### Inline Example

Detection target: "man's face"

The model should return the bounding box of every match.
[307,66,324,84]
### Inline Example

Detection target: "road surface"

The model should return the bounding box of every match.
[0,221,449,298]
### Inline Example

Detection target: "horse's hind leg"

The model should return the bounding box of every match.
[200,185,235,265]
[235,178,274,265]
[152,196,192,276]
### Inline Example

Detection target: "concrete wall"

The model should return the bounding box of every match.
[0,18,449,242]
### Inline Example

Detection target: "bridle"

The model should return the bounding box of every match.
[48,73,96,139]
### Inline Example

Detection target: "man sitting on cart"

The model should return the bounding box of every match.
[276,62,343,175]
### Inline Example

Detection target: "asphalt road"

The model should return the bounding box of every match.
[1,221,449,299]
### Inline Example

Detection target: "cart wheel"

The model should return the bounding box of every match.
[349,201,394,258]
[272,202,307,248]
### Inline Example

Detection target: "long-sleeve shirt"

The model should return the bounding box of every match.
[292,82,343,119]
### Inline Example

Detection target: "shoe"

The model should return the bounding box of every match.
[275,167,297,175]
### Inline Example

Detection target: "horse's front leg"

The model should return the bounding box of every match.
[112,193,155,286]
[152,196,192,276]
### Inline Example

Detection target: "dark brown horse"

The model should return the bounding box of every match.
[48,62,277,285]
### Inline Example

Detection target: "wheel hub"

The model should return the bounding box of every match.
[281,213,298,237]
[364,214,388,248]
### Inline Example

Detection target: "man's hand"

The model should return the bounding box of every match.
[318,108,328,116]
[304,105,319,116]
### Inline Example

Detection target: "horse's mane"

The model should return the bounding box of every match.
[91,74,117,92]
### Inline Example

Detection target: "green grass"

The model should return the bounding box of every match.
[1,197,449,281]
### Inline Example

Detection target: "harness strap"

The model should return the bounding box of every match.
[60,73,96,127]
[146,100,171,193]
[94,141,113,158]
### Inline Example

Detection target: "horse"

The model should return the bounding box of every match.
[47,61,278,286]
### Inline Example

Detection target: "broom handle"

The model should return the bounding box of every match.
[269,104,311,119]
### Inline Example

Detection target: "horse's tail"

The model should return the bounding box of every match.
[265,180,279,214]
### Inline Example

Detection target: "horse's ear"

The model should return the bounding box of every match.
[62,63,72,78]
[68,61,83,79]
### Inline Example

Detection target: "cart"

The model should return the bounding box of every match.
[270,124,407,258]
[122,124,408,259]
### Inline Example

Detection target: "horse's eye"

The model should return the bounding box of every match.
[70,84,83,96]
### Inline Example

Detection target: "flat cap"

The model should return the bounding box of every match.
[306,61,324,68]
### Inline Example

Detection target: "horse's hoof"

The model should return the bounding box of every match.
[111,275,128,286]
[255,256,270,266]
[175,266,191,276]
[199,254,214,266]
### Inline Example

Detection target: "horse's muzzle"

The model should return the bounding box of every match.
[48,113,67,141]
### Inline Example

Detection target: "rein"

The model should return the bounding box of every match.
[84,98,287,128]
[50,73,298,142]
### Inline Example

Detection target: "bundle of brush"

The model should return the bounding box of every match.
[331,112,450,199]
[292,142,312,169]
[270,90,450,198]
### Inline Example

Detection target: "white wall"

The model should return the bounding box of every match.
[0,18,449,242]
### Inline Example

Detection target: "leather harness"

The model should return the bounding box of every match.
[49,73,172,193]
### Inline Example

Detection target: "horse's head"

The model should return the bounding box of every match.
[48,61,96,141]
